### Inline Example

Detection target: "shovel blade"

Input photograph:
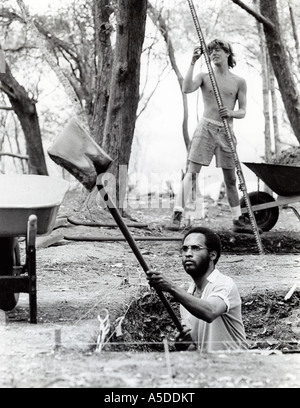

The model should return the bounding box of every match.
[48,117,113,191]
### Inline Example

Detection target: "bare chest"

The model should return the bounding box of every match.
[202,75,239,102]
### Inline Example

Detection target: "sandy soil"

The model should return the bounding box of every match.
[0,188,299,389]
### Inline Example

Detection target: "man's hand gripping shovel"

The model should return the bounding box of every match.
[48,119,184,337]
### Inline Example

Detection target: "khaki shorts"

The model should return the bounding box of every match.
[188,119,237,170]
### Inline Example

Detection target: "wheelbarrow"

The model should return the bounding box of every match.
[240,162,300,232]
[0,175,69,323]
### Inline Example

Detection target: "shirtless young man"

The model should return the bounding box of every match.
[170,39,253,233]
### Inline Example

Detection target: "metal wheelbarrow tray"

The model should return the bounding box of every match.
[0,175,69,237]
[241,162,300,231]
[0,175,69,323]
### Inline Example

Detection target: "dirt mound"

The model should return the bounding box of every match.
[106,289,300,353]
[273,146,300,166]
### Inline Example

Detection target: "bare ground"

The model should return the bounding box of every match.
[0,188,300,389]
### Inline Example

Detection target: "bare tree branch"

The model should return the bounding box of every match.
[0,105,13,110]
[34,21,79,62]
[0,152,28,160]
[0,8,24,23]
[147,1,190,150]
[0,83,16,99]
[231,0,274,29]
[137,64,169,119]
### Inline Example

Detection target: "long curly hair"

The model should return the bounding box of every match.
[207,39,236,69]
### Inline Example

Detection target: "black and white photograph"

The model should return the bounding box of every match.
[0,0,299,391]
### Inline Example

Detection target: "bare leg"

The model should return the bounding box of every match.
[174,162,202,211]
[223,168,260,233]
[222,168,240,210]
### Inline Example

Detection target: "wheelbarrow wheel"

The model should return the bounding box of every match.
[0,238,21,311]
[240,191,279,232]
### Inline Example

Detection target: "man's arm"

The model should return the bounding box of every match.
[169,285,227,323]
[182,46,204,93]
[236,77,247,118]
[146,271,227,323]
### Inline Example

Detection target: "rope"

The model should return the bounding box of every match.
[186,0,264,255]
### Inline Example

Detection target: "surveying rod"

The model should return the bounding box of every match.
[186,0,264,255]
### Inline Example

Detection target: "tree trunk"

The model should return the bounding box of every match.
[259,0,300,144]
[103,0,147,208]
[269,57,281,158]
[0,64,48,175]
[232,0,300,145]
[288,0,300,69]
[256,12,272,162]
[263,57,272,162]
[92,0,114,145]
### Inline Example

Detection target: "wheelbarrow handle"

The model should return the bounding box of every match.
[96,179,184,333]
[27,215,38,249]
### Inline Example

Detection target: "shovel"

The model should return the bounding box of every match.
[48,119,183,332]
[48,118,112,191]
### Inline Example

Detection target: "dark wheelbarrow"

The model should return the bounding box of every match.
[240,162,300,232]
[0,175,69,323]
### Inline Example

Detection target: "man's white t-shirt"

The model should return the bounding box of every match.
[180,269,248,352]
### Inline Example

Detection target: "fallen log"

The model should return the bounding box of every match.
[67,216,148,229]
[63,230,300,254]
[36,230,65,249]
[64,234,181,242]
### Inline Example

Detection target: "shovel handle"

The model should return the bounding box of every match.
[96,182,183,333]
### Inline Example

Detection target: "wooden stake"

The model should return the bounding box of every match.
[163,338,174,380]
[284,283,299,301]
[55,329,62,350]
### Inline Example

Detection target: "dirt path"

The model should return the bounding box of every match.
[1,347,299,388]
